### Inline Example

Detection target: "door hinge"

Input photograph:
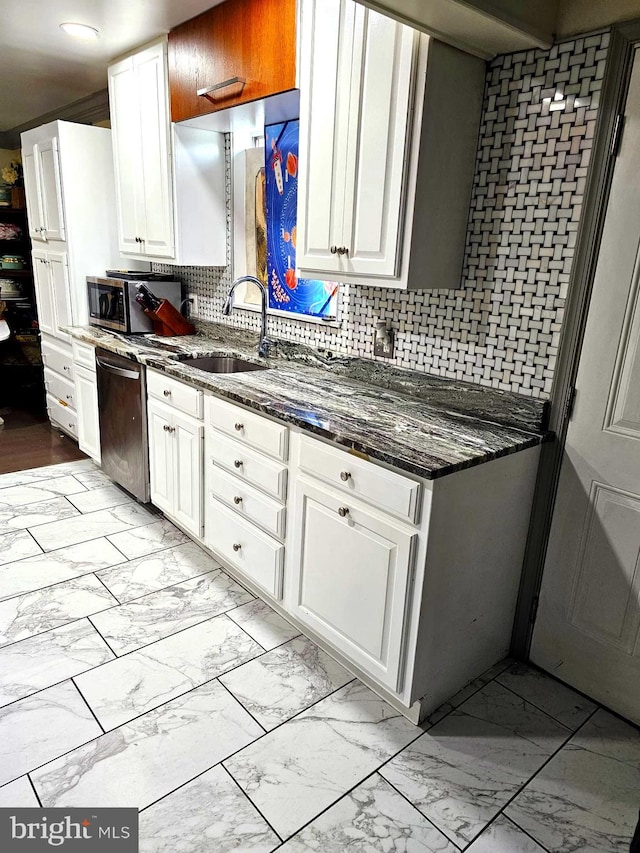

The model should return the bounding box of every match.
[565,386,577,422]
[530,594,540,625]
[611,113,625,158]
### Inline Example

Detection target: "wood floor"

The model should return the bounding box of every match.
[0,406,87,474]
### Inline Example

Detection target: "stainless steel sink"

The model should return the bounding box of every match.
[180,356,268,374]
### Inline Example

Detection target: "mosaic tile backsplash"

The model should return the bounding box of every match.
[155,31,610,400]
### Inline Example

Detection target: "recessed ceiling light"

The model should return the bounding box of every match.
[59,22,99,39]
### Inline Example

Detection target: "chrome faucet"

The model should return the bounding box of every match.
[223,276,271,358]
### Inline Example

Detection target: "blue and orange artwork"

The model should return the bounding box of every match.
[265,120,338,318]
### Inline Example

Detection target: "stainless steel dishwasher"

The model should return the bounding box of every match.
[96,348,150,502]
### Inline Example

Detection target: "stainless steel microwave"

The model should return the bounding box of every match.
[87,276,182,334]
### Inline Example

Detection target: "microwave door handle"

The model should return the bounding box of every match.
[95,357,140,380]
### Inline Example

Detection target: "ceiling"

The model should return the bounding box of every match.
[0,0,224,134]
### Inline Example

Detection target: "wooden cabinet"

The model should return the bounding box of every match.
[22,135,66,243]
[296,0,484,290]
[108,39,227,266]
[72,341,100,463]
[168,0,297,123]
[147,376,204,538]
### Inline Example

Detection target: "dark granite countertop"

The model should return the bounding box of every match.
[67,322,551,480]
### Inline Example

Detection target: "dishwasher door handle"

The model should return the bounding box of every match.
[96,357,141,381]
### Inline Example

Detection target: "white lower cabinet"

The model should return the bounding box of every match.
[148,397,204,537]
[289,476,417,692]
[42,335,76,439]
[72,341,100,463]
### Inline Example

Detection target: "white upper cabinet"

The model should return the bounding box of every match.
[108,39,226,267]
[22,136,66,242]
[297,0,485,290]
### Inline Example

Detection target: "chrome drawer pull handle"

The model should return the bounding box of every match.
[234,422,244,431]
[232,543,242,552]
[233,496,243,505]
[338,507,349,517]
[340,471,351,481]
[163,389,171,397]
[234,459,243,468]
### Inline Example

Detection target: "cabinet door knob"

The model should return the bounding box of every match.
[234,459,243,468]
[66,394,73,401]
[340,471,351,481]
[330,245,338,255]
[163,389,171,397]
[233,496,243,505]
[234,422,244,431]
[338,506,349,517]
[337,246,349,256]
[232,543,242,552]
[63,365,70,372]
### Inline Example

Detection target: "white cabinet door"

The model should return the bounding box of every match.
[48,251,71,341]
[37,138,66,242]
[75,365,100,463]
[32,250,55,336]
[108,54,145,255]
[148,400,174,516]
[172,411,203,538]
[23,147,44,240]
[297,0,415,280]
[108,40,174,259]
[290,477,416,691]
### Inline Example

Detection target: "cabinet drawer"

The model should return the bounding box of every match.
[206,395,288,460]
[71,340,96,372]
[206,430,287,501]
[46,393,78,438]
[298,434,421,524]
[41,340,74,382]
[206,497,284,599]
[44,367,75,411]
[148,369,203,418]
[208,465,286,540]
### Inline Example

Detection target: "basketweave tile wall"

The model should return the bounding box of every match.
[154,30,610,400]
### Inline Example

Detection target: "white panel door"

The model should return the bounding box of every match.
[172,411,203,538]
[135,41,175,258]
[32,250,55,336]
[290,477,416,691]
[22,147,44,240]
[108,54,144,255]
[531,50,640,725]
[37,138,66,242]
[48,250,71,340]
[75,366,101,463]
[342,6,415,277]
[296,0,352,275]
[147,400,174,517]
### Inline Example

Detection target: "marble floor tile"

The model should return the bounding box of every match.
[279,773,457,853]
[466,816,546,852]
[0,575,118,648]
[0,460,95,490]
[32,680,263,810]
[0,538,125,601]
[224,680,421,839]
[424,658,515,727]
[0,496,79,534]
[0,476,88,506]
[96,542,220,603]
[73,469,118,490]
[139,764,280,853]
[0,619,114,707]
[66,484,134,514]
[0,680,102,786]
[506,709,640,852]
[227,598,300,651]
[106,519,190,560]
[29,503,157,552]
[496,663,597,730]
[380,680,570,848]
[76,614,263,730]
[220,635,352,730]
[0,530,41,567]
[0,776,40,808]
[90,570,254,655]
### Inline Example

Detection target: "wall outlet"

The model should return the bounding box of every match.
[374,325,395,358]
[187,293,198,318]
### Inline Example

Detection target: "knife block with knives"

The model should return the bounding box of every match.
[136,284,195,336]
